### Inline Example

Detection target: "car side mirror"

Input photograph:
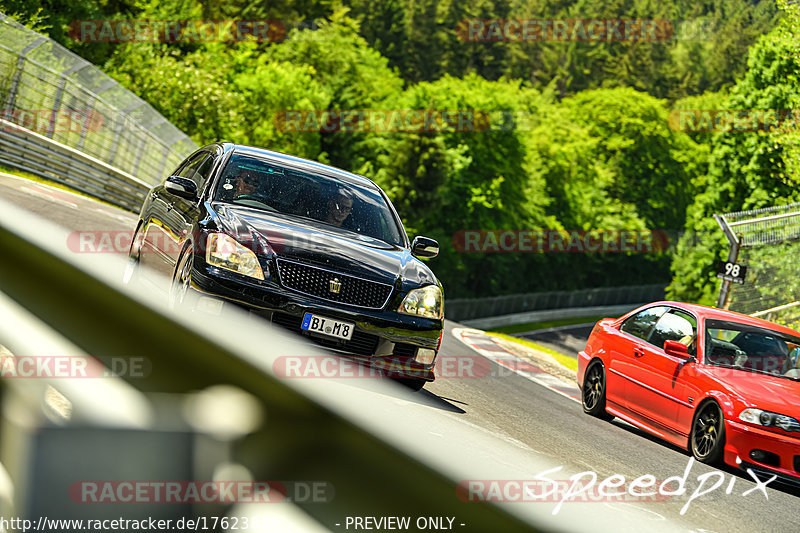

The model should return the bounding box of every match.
[411,236,439,258]
[165,175,198,200]
[664,339,691,359]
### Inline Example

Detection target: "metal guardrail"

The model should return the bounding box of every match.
[715,203,800,310]
[0,117,150,210]
[446,284,666,322]
[751,301,800,318]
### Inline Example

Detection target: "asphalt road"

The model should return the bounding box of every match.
[3,172,800,533]
[518,323,595,358]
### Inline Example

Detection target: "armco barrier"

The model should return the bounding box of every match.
[446,284,666,321]
[0,118,150,211]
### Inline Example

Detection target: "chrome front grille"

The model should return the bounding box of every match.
[276,259,393,309]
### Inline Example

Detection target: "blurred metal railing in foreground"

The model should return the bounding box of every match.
[0,198,540,530]
[0,12,196,207]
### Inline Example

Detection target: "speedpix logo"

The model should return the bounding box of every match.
[458,458,775,516]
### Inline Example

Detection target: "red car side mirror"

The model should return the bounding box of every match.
[664,339,691,359]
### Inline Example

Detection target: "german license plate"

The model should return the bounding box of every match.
[301,313,354,340]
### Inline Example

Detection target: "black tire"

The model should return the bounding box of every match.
[395,378,426,391]
[122,223,143,286]
[169,247,193,309]
[122,255,139,286]
[690,401,725,464]
[582,362,614,420]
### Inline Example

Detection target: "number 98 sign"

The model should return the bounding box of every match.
[716,261,747,284]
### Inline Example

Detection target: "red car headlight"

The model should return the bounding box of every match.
[739,408,800,432]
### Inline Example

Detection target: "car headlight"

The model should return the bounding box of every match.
[739,408,800,432]
[206,233,265,280]
[398,285,443,319]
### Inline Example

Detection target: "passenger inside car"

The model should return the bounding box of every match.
[325,190,354,227]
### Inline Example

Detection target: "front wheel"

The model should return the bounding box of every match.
[122,223,144,286]
[169,248,193,309]
[582,362,614,420]
[690,401,725,464]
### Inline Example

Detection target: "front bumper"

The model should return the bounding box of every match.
[724,419,800,484]
[185,264,442,381]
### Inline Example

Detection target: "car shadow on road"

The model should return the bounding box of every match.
[608,416,800,499]
[332,377,467,413]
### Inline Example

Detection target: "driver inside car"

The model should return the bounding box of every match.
[233,170,259,199]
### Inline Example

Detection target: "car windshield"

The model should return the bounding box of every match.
[705,319,800,379]
[214,154,404,246]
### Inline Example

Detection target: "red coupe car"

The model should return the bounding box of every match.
[578,301,800,483]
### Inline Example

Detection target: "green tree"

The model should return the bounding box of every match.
[363,74,559,297]
[668,22,800,305]
[265,9,404,168]
[523,87,706,291]
[526,87,705,231]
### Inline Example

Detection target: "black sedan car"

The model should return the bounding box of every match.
[125,143,443,389]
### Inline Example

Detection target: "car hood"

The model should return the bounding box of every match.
[703,366,800,415]
[209,203,437,287]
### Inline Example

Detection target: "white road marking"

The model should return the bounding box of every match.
[451,327,581,404]
[22,185,79,209]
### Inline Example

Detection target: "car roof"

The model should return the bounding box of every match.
[644,300,800,337]
[216,142,381,191]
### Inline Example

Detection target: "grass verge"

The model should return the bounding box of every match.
[0,164,128,211]
[490,315,605,335]
[487,331,579,372]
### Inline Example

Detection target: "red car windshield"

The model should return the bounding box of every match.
[705,319,800,379]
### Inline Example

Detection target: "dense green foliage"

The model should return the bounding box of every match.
[4,0,798,303]
[668,15,800,305]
